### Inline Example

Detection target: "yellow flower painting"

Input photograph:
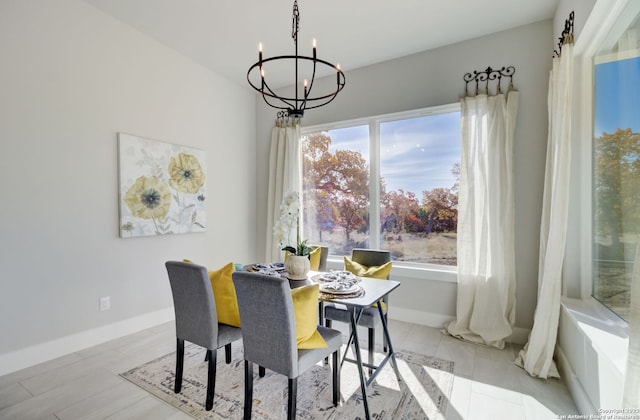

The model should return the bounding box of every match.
[118,133,207,237]
[124,176,171,220]
[168,153,205,193]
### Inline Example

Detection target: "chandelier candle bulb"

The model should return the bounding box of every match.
[258,42,262,64]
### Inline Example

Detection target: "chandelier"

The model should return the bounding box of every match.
[246,0,346,119]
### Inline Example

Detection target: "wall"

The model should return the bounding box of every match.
[255,20,553,337]
[0,0,256,374]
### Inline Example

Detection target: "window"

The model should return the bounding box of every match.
[301,104,461,267]
[592,15,640,321]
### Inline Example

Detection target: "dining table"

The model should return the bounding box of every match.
[244,264,402,420]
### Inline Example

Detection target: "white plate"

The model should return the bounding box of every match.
[320,271,356,282]
[253,262,286,272]
[320,282,359,294]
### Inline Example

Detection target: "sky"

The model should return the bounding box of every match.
[594,56,640,135]
[326,112,461,196]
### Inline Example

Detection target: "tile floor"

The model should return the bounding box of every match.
[0,320,578,419]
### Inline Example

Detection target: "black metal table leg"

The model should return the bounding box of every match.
[377,301,402,381]
[349,308,370,420]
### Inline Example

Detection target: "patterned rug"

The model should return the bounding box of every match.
[121,342,454,419]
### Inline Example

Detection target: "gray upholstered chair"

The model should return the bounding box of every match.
[165,261,243,411]
[324,248,391,373]
[309,245,329,272]
[232,271,342,420]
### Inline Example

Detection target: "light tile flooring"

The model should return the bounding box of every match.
[0,320,578,419]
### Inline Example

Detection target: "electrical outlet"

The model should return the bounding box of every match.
[99,296,111,312]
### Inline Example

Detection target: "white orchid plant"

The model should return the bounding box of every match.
[273,191,310,256]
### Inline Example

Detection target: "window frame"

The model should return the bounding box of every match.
[567,0,640,308]
[300,102,460,277]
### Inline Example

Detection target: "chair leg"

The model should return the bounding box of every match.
[259,365,266,377]
[225,343,232,364]
[332,349,340,406]
[174,338,184,393]
[324,319,332,365]
[368,327,375,375]
[287,377,298,420]
[383,313,388,352]
[205,349,216,411]
[244,360,253,420]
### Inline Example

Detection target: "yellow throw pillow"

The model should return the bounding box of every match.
[308,247,322,271]
[208,262,241,327]
[344,257,392,310]
[291,284,327,349]
[183,259,241,327]
[344,257,392,279]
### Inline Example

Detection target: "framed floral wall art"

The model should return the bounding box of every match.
[118,133,206,237]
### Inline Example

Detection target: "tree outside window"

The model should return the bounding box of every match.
[592,30,640,321]
[301,106,461,267]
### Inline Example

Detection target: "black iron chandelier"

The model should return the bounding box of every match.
[247,0,346,119]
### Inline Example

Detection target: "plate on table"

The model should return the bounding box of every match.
[318,271,357,283]
[256,268,283,277]
[253,262,286,272]
[319,281,359,295]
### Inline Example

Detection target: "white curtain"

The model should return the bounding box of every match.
[265,119,301,262]
[445,90,519,349]
[515,44,574,379]
[624,239,640,407]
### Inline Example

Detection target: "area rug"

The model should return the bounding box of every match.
[121,342,454,419]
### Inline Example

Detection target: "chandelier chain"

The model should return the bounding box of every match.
[292,0,300,41]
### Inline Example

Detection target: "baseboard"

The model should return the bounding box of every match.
[0,307,174,376]
[556,345,596,414]
[390,307,530,345]
[507,326,531,345]
[389,307,455,329]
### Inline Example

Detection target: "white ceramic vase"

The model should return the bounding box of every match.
[285,255,310,280]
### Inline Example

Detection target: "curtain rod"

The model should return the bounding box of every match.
[553,11,575,58]
[462,66,516,97]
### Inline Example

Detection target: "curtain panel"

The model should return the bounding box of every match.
[265,122,301,262]
[445,90,519,349]
[515,44,574,379]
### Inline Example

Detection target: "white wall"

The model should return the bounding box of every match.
[255,20,553,336]
[0,0,256,374]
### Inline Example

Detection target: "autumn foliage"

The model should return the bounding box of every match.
[301,132,459,254]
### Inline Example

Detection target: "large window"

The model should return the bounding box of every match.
[301,104,461,267]
[592,15,640,321]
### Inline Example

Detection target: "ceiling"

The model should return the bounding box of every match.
[83,0,559,89]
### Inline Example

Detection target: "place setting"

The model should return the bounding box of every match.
[247,262,287,277]
[312,270,365,299]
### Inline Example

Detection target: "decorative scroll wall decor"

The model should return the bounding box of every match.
[118,133,207,238]
[463,66,516,97]
[553,11,575,58]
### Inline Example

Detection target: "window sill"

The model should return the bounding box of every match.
[561,296,628,377]
[326,257,458,283]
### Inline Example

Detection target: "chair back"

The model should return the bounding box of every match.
[310,245,329,271]
[232,271,299,377]
[165,261,219,349]
[351,248,391,278]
